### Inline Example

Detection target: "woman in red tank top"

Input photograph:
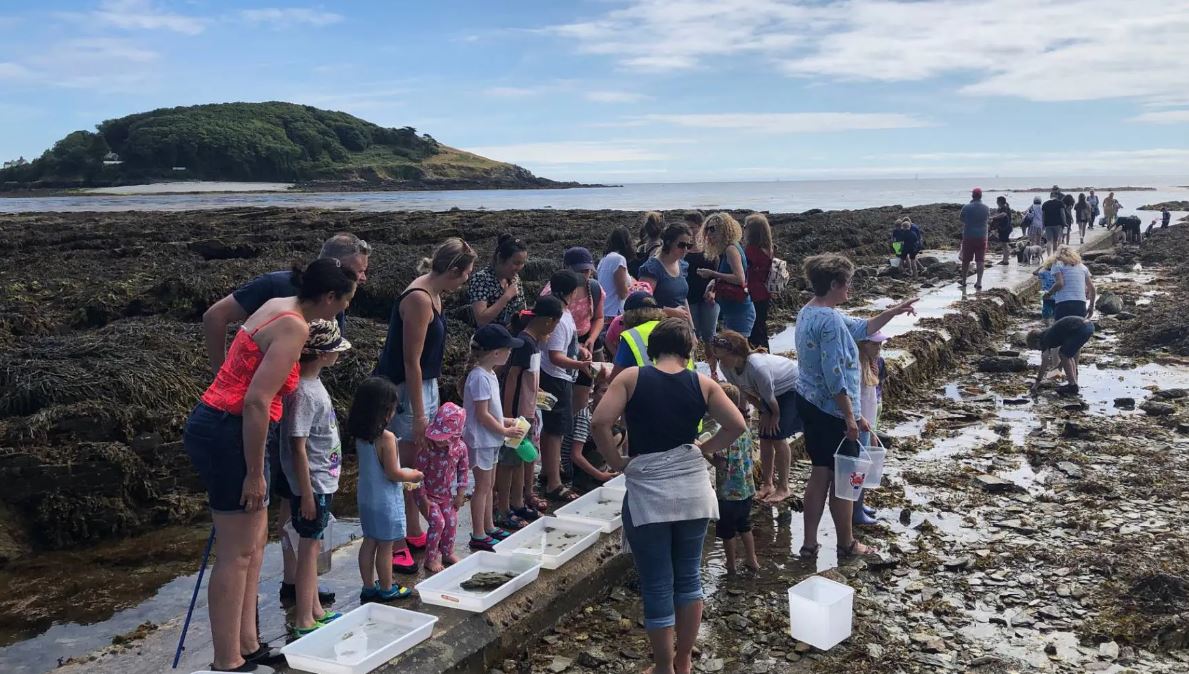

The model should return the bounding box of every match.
[184,258,356,672]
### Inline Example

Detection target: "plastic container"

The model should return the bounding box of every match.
[833,442,872,503]
[605,474,626,490]
[280,603,438,674]
[536,391,557,411]
[788,576,854,650]
[553,487,625,533]
[415,551,541,613]
[862,436,886,489]
[494,516,603,569]
[889,256,901,268]
[515,436,539,462]
[503,417,531,448]
[283,514,336,574]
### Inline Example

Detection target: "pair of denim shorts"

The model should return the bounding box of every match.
[184,402,273,513]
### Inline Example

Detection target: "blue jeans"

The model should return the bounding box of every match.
[389,378,440,440]
[622,501,708,630]
[689,300,720,343]
[717,298,756,336]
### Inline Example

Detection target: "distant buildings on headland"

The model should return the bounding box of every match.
[3,156,28,169]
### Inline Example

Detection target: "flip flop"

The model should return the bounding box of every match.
[544,486,580,503]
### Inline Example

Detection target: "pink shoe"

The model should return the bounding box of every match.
[391,547,418,575]
[405,532,428,550]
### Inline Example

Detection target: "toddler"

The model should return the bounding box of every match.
[711,383,760,575]
[280,319,351,636]
[463,324,529,551]
[417,403,469,573]
[854,332,889,526]
[348,377,423,604]
[1035,259,1057,324]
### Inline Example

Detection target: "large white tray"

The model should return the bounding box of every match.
[553,487,625,533]
[494,516,603,570]
[280,603,437,674]
[604,474,626,490]
[415,551,541,613]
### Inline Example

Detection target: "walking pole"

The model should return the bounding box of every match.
[173,526,216,669]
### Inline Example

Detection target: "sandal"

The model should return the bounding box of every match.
[525,492,550,511]
[495,512,528,531]
[797,544,821,559]
[512,506,540,522]
[544,486,580,503]
[486,527,512,541]
[837,539,873,559]
[469,535,497,552]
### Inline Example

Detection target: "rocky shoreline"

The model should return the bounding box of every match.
[0,203,969,561]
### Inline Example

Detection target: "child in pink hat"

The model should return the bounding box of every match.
[416,402,470,573]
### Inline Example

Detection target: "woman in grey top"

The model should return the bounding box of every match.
[1047,247,1095,320]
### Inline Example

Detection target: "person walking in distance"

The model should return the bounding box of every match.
[958,188,990,290]
[1041,190,1067,258]
[1087,190,1100,229]
[1075,193,1091,244]
[1103,192,1121,229]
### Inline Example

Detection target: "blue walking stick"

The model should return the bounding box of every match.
[173,526,216,669]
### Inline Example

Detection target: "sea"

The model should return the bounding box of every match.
[0,176,1185,217]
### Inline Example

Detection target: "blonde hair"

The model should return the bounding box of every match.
[709,329,764,359]
[719,382,747,414]
[743,212,774,256]
[704,212,743,259]
[418,237,477,275]
[858,341,882,388]
[639,211,664,248]
[1055,246,1082,266]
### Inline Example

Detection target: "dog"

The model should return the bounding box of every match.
[1024,245,1044,264]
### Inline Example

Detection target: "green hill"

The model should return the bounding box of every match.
[0,102,577,191]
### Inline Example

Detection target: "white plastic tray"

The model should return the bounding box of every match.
[415,551,541,613]
[553,487,625,533]
[280,603,437,674]
[494,516,603,569]
[605,474,626,490]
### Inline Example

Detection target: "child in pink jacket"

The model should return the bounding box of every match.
[417,402,470,573]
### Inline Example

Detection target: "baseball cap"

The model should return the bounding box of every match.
[303,319,352,354]
[426,402,466,442]
[472,323,525,351]
[862,331,890,343]
[563,246,595,272]
[971,187,983,199]
[624,291,659,312]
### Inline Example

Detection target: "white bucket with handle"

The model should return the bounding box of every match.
[833,440,872,502]
[862,434,887,489]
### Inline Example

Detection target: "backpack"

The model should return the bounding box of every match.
[765,256,791,295]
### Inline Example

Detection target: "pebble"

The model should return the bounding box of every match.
[1100,641,1121,660]
[547,656,573,673]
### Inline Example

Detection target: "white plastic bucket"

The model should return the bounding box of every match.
[833,441,872,502]
[862,435,886,489]
[889,256,901,268]
[283,513,336,574]
[788,575,854,650]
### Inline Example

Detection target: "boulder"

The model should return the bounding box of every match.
[1140,401,1176,416]
[1113,397,1136,409]
[1154,388,1188,400]
[977,356,1028,373]
[1095,293,1124,315]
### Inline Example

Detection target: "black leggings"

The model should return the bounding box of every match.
[750,298,770,349]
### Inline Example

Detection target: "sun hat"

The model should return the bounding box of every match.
[624,291,659,312]
[563,246,595,272]
[426,402,466,442]
[862,331,891,343]
[472,323,525,350]
[302,319,352,354]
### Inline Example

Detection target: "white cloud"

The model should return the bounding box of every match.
[464,141,669,164]
[642,112,931,133]
[79,0,206,35]
[238,8,343,28]
[585,90,648,103]
[26,38,159,91]
[0,62,32,79]
[1129,110,1189,124]
[544,0,1189,105]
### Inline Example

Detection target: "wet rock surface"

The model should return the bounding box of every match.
[515,236,1189,674]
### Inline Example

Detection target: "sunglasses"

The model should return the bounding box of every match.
[676,241,693,250]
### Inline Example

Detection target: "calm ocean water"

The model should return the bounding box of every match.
[1,176,1186,215]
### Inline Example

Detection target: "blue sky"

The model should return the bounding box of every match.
[2,0,1188,182]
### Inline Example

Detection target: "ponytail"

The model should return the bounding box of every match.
[291,257,357,302]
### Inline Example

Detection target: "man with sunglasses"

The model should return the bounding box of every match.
[201,231,370,609]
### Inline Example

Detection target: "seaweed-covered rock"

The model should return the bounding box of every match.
[1096,293,1124,315]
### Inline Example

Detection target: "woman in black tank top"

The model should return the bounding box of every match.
[591,318,746,674]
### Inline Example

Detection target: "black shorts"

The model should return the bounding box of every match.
[795,394,854,468]
[716,497,753,540]
[1056,321,1095,359]
[759,390,804,440]
[1054,300,1086,320]
[269,426,295,501]
[183,402,273,513]
[539,372,574,436]
[290,493,334,540]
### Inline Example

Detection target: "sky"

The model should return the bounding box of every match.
[1,0,1188,183]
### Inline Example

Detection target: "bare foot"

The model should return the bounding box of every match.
[765,488,792,504]
[442,553,460,567]
[755,483,774,501]
[424,559,444,573]
[746,559,761,572]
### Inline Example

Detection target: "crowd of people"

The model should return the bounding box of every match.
[184,197,1110,672]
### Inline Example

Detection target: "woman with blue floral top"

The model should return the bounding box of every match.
[794,254,917,561]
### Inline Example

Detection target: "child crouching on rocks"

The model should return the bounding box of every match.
[349,377,423,604]
[710,383,760,575]
[281,319,351,637]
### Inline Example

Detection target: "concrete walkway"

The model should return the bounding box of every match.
[58,225,1124,674]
